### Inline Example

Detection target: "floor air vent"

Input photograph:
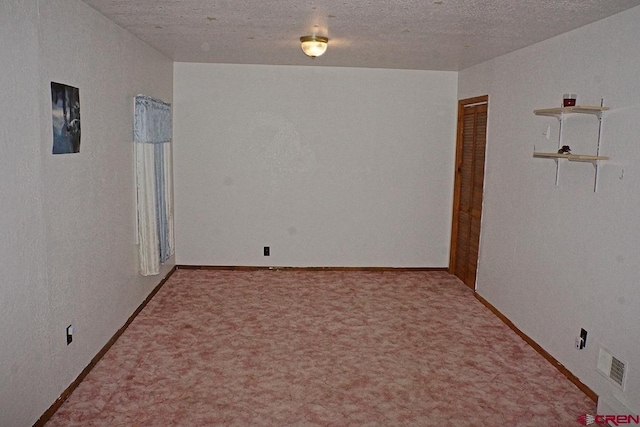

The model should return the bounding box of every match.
[597,346,627,390]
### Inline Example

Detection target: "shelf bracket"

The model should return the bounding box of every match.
[593,106,605,192]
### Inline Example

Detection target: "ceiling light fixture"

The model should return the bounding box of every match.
[300,35,328,58]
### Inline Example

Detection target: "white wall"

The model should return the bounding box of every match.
[0,1,51,424]
[459,6,640,413]
[174,64,457,267]
[0,1,174,425]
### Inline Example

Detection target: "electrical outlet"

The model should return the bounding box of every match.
[66,325,75,345]
[264,246,270,256]
[575,328,587,350]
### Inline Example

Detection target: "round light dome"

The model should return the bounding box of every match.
[300,36,328,58]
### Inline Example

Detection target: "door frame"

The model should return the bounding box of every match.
[449,95,489,288]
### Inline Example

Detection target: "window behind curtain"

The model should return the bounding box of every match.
[134,95,174,276]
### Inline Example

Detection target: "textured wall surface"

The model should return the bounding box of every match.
[459,5,640,414]
[173,64,458,267]
[0,1,174,425]
[0,1,51,424]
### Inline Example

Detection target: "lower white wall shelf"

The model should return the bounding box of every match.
[532,152,609,163]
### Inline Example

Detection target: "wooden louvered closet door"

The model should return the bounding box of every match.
[449,96,488,290]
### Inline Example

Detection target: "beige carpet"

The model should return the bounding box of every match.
[46,269,594,426]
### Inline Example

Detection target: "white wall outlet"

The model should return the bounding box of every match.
[66,325,75,345]
[575,328,587,350]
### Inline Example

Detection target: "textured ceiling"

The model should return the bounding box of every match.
[81,0,640,71]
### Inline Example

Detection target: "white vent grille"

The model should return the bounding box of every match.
[610,357,626,386]
[597,346,627,390]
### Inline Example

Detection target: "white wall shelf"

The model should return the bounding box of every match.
[532,152,609,163]
[534,105,609,118]
[533,104,609,192]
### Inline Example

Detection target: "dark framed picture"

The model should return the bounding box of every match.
[51,82,81,154]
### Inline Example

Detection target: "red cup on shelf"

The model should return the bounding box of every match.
[563,93,577,107]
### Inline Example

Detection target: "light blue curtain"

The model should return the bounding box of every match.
[134,95,173,275]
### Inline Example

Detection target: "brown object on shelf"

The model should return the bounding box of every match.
[563,93,577,107]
